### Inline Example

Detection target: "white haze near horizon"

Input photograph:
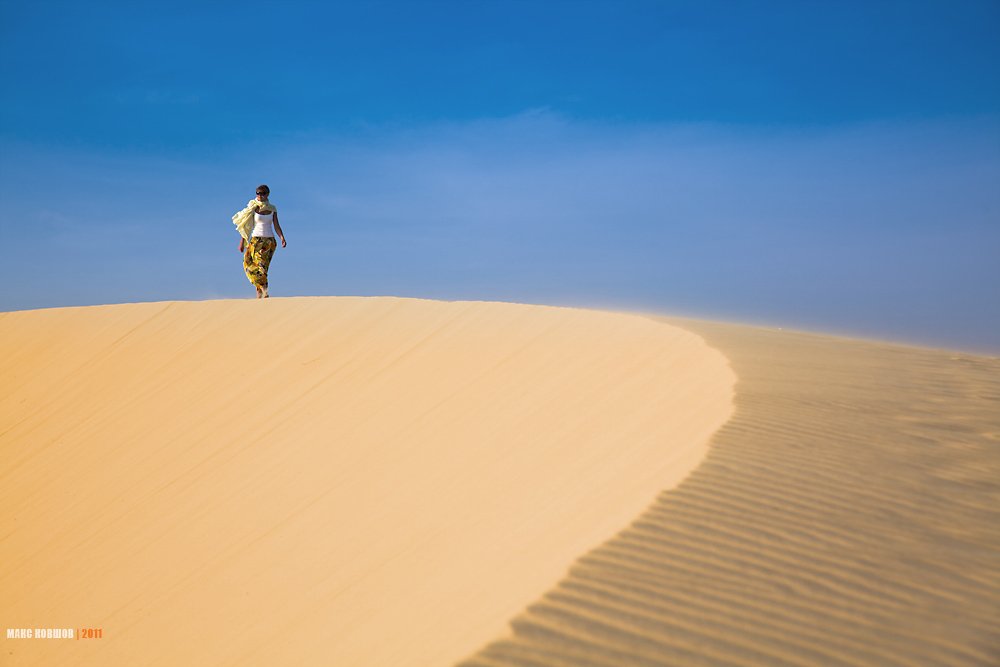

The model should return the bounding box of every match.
[2,112,998,352]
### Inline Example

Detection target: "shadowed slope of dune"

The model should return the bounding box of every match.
[461,319,1000,667]
[0,297,733,666]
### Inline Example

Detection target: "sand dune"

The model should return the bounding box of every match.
[461,317,1000,666]
[5,297,997,666]
[0,296,734,666]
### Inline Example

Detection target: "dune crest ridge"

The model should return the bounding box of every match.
[462,317,1000,666]
[0,296,734,666]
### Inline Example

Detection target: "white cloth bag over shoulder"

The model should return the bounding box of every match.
[232,198,277,241]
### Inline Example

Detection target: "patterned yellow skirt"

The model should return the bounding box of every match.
[243,236,277,289]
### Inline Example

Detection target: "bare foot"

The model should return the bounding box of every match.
[256,286,263,299]
[262,286,269,298]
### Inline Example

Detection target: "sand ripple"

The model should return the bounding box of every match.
[461,320,1000,667]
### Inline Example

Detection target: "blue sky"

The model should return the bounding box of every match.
[2,0,999,352]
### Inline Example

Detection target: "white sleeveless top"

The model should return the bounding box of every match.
[251,212,274,238]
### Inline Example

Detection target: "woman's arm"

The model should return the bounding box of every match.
[273,211,287,248]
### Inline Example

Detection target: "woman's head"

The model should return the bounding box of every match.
[255,184,270,200]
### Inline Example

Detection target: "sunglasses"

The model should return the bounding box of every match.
[256,192,267,196]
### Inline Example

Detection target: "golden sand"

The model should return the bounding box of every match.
[1,297,733,666]
[461,317,1000,666]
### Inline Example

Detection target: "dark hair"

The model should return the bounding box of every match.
[256,184,270,195]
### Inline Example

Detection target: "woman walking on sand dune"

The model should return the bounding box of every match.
[233,184,287,298]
